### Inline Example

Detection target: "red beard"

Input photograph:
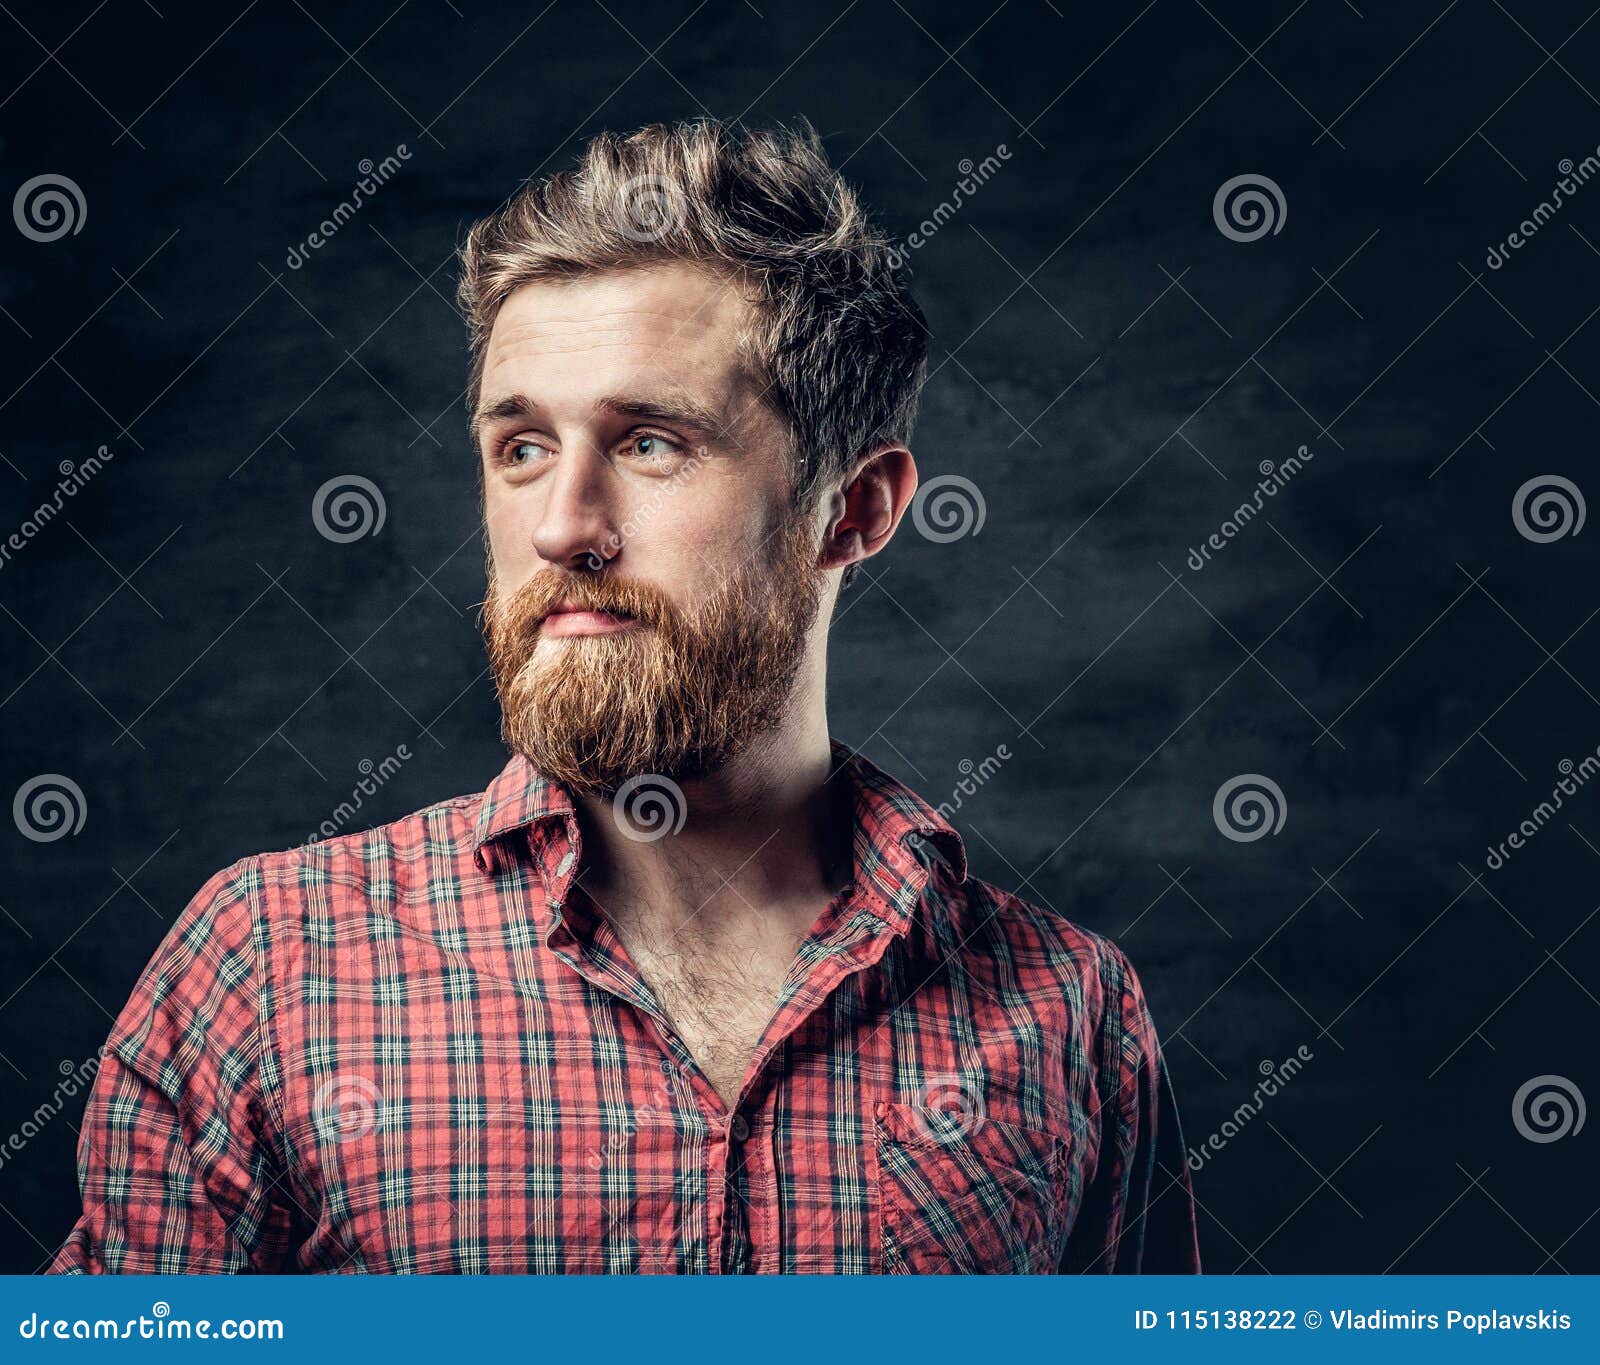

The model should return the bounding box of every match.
[482,512,827,793]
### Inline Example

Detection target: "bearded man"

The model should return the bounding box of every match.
[51,118,1200,1275]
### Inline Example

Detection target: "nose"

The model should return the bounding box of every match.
[530,445,623,573]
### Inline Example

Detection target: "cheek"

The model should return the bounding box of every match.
[482,485,532,563]
[631,499,750,581]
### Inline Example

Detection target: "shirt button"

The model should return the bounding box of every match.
[659,1056,676,1076]
[729,1113,749,1141]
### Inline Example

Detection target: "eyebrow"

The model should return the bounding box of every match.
[470,390,727,450]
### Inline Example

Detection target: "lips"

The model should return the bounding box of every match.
[544,606,634,624]
[546,598,632,620]
[537,603,647,638]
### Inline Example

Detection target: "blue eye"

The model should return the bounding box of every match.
[631,434,678,460]
[507,440,547,465]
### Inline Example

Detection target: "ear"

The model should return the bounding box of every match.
[817,443,918,574]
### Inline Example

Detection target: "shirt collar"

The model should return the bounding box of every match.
[472,750,573,864]
[471,738,968,929]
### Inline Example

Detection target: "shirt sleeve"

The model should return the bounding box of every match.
[1059,937,1202,1273]
[46,856,295,1274]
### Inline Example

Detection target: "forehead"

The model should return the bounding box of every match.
[480,264,759,413]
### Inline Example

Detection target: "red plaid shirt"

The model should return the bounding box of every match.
[49,739,1199,1274]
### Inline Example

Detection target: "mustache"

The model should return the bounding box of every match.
[489,569,678,634]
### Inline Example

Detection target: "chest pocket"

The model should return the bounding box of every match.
[874,1099,1067,1274]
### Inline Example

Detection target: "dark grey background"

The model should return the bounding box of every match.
[2,0,1598,1274]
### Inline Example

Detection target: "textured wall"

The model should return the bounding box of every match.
[1,0,1597,1272]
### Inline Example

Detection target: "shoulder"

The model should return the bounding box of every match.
[106,853,270,1063]
[242,788,487,924]
[143,854,265,993]
[947,872,1154,1027]
[948,877,1168,1121]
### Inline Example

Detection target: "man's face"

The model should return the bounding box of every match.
[475,263,831,793]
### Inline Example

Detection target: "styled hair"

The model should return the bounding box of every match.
[457,118,928,581]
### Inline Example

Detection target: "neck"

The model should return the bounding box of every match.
[568,704,853,940]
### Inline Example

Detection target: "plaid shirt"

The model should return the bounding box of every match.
[49,739,1200,1275]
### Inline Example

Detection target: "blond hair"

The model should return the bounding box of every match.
[458,118,928,556]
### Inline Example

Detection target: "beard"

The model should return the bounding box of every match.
[481,510,829,795]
